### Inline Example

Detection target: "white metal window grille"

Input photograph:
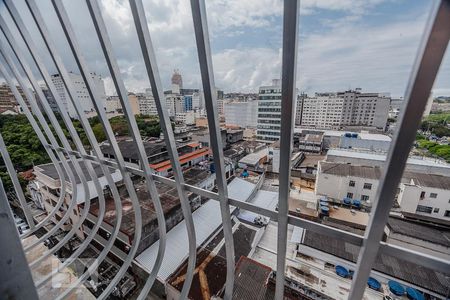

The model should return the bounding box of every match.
[0,0,448,300]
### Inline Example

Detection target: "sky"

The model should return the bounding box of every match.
[0,0,448,98]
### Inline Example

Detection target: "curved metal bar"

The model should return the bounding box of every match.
[0,132,35,229]
[2,0,102,270]
[23,0,124,289]
[0,14,89,254]
[128,1,198,298]
[51,1,143,298]
[189,1,235,298]
[0,44,75,246]
[0,57,67,237]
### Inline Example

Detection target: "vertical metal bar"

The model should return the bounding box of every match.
[349,1,450,299]
[23,0,123,289]
[275,1,300,299]
[0,178,39,300]
[128,1,198,298]
[189,1,235,298]
[0,132,35,229]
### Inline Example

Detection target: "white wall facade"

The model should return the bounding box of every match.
[397,183,450,220]
[315,169,379,203]
[299,90,390,130]
[224,100,258,128]
[52,72,106,119]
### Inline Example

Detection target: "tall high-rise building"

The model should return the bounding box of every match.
[299,89,390,130]
[256,80,282,143]
[183,95,193,111]
[51,72,106,119]
[171,69,183,90]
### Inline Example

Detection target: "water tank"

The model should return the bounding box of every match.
[351,133,358,138]
[320,206,329,216]
[352,199,361,208]
[388,280,405,296]
[335,265,349,278]
[343,198,352,205]
[320,201,329,207]
[344,133,352,138]
[367,277,381,291]
[406,287,425,300]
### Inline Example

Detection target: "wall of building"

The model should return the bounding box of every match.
[315,167,379,203]
[224,100,258,128]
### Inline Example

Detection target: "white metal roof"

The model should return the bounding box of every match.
[293,128,391,142]
[134,177,254,281]
[238,189,278,223]
[327,149,450,168]
[238,148,268,166]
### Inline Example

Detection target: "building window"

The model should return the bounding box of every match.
[430,193,438,198]
[347,192,353,199]
[445,210,450,217]
[363,183,372,190]
[349,180,355,187]
[420,191,425,200]
[416,205,433,214]
[433,208,440,213]
[361,195,369,201]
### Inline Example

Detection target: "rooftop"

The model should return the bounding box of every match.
[89,167,211,237]
[100,139,168,161]
[294,128,392,142]
[238,148,268,166]
[35,160,115,184]
[327,148,450,169]
[387,217,450,248]
[134,178,255,281]
[320,161,450,189]
[167,222,260,300]
[301,229,450,296]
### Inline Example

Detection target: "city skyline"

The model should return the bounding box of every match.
[0,0,448,98]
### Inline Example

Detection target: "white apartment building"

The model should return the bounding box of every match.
[224,100,258,128]
[28,160,123,239]
[299,89,390,130]
[175,111,195,125]
[316,161,450,221]
[136,92,157,116]
[106,95,121,113]
[256,80,282,143]
[51,72,106,119]
[192,92,203,109]
[166,94,184,117]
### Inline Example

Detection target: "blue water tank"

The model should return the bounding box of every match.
[320,206,329,215]
[352,199,361,208]
[320,201,329,207]
[388,280,405,296]
[351,133,358,138]
[406,287,425,300]
[343,198,352,205]
[209,163,215,173]
[344,133,352,138]
[335,265,349,278]
[367,277,381,291]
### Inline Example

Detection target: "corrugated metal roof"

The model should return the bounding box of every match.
[134,177,254,281]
